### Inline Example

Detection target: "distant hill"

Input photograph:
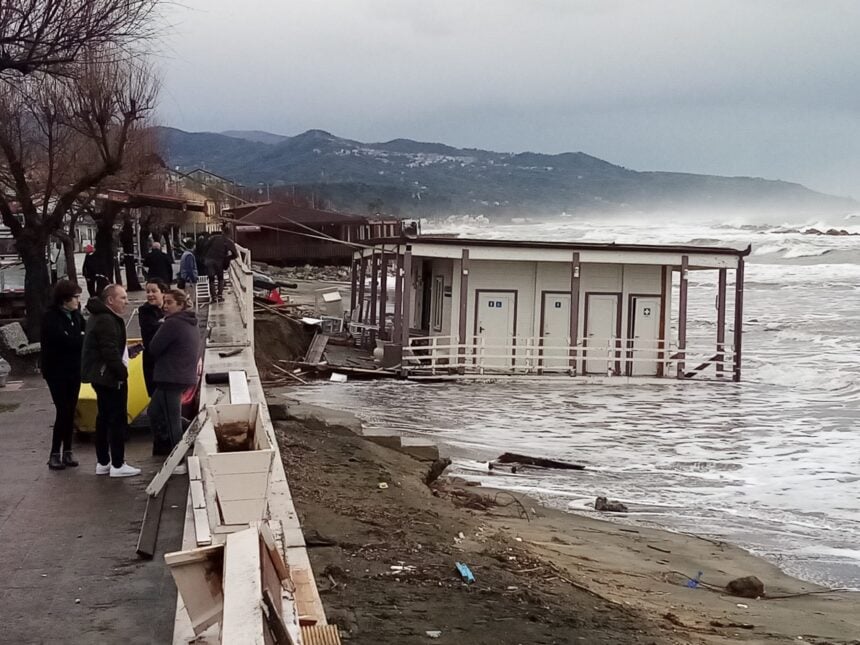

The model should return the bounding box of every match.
[157,127,857,217]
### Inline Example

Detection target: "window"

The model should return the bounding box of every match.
[432,276,444,331]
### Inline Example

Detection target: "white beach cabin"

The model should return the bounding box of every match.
[350,236,749,381]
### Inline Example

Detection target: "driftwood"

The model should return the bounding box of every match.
[496,452,586,471]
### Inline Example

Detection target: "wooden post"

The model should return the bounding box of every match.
[733,258,744,382]
[393,249,403,344]
[349,256,358,315]
[678,255,689,378]
[357,254,367,323]
[716,267,727,377]
[400,246,413,350]
[379,252,389,340]
[369,250,379,326]
[458,249,470,374]
[569,251,581,375]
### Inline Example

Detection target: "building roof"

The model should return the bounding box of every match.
[227,201,368,227]
[399,234,751,257]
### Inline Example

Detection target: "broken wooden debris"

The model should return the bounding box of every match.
[496,452,586,470]
[136,486,167,559]
[146,408,209,497]
[594,496,628,513]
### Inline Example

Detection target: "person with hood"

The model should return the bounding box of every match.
[138,278,167,399]
[81,284,141,478]
[40,280,85,470]
[177,239,199,305]
[143,241,173,286]
[204,225,237,302]
[147,289,200,468]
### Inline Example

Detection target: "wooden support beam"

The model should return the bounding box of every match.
[349,257,358,315]
[716,267,727,376]
[393,249,404,344]
[677,255,689,378]
[458,249,469,373]
[569,251,581,374]
[733,258,745,382]
[400,245,413,350]
[369,250,379,326]
[658,265,667,377]
[379,253,388,340]
[357,254,367,323]
[136,486,166,559]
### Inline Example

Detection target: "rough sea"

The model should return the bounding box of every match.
[292,213,860,590]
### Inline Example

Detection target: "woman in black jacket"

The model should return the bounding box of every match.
[148,289,200,465]
[40,280,85,470]
[138,278,167,397]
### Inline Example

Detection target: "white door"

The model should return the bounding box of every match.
[541,293,570,370]
[630,296,661,376]
[476,291,516,368]
[585,294,619,374]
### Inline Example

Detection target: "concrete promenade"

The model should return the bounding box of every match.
[0,376,188,644]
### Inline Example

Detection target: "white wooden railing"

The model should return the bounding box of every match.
[228,244,255,347]
[402,335,735,379]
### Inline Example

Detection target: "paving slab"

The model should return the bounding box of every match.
[0,377,187,645]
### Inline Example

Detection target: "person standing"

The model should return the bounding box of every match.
[138,279,167,398]
[178,241,199,306]
[81,244,99,298]
[148,289,200,468]
[204,225,237,302]
[143,241,173,286]
[40,280,85,470]
[81,284,140,478]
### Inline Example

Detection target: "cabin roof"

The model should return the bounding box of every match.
[227,201,368,227]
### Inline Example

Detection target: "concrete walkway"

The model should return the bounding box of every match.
[0,377,187,644]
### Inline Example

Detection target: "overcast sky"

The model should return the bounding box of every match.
[158,0,860,198]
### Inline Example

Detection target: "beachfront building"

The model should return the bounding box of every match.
[351,236,749,381]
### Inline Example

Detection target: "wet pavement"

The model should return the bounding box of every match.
[0,377,187,644]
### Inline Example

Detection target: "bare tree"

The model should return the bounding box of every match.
[0,0,160,77]
[0,55,158,338]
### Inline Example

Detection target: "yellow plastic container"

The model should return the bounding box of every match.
[75,339,150,433]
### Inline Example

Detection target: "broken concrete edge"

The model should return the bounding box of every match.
[268,396,440,462]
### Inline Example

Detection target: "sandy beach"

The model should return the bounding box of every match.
[266,392,860,645]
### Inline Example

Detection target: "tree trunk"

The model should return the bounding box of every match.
[120,218,141,291]
[17,234,51,342]
[93,205,120,292]
[54,230,79,285]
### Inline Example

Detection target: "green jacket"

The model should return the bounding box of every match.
[81,298,128,387]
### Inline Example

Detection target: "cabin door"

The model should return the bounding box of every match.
[584,294,620,375]
[541,293,570,370]
[629,296,661,376]
[475,291,516,368]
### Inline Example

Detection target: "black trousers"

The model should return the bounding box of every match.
[93,382,128,468]
[142,352,156,397]
[206,259,224,298]
[149,385,185,453]
[46,378,80,454]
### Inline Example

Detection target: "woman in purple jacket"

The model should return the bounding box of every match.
[147,289,200,468]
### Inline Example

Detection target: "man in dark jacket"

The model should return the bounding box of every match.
[143,242,173,286]
[148,289,200,466]
[81,284,140,478]
[204,225,237,302]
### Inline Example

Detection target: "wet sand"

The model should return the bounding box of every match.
[270,395,860,645]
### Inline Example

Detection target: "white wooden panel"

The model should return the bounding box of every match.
[193,508,212,546]
[229,370,251,404]
[190,480,206,509]
[221,528,265,644]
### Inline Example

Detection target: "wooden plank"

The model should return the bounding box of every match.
[221,527,265,644]
[260,522,291,585]
[304,332,329,364]
[136,487,166,559]
[190,480,206,509]
[229,370,251,404]
[262,589,295,645]
[193,508,212,546]
[165,543,224,636]
[187,456,202,480]
[302,625,342,645]
[146,409,209,497]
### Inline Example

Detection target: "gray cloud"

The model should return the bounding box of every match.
[158,0,860,197]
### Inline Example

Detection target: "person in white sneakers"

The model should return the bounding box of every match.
[81,284,141,478]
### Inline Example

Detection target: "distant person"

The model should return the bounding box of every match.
[138,279,167,399]
[177,240,199,305]
[148,289,200,469]
[81,284,140,478]
[194,234,209,275]
[40,280,85,470]
[81,244,99,298]
[143,241,173,286]
[204,225,237,302]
